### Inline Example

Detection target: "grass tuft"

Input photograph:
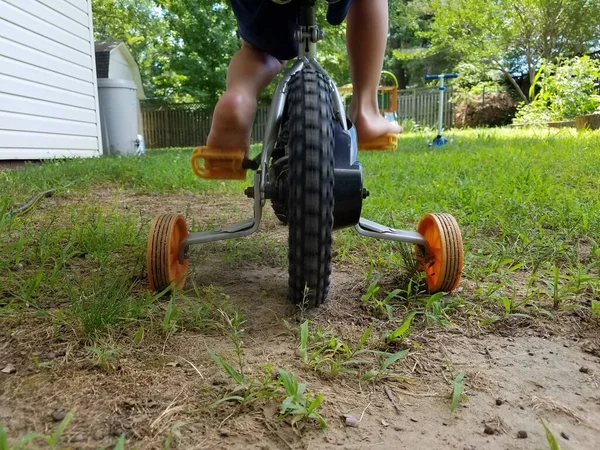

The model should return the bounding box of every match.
[449,371,466,414]
[540,418,561,450]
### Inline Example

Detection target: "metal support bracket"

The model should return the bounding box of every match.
[355,217,427,247]
[179,173,263,262]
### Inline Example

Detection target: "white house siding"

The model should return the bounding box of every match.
[0,0,102,159]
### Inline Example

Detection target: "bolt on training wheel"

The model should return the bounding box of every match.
[416,213,463,293]
[147,214,189,292]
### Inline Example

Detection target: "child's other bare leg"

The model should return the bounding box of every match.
[347,0,402,141]
[207,41,285,150]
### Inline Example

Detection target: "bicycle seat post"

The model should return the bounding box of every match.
[295,1,323,59]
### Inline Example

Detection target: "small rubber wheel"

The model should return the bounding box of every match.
[416,213,463,293]
[147,214,189,292]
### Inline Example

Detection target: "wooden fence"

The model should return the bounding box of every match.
[142,87,453,148]
[142,104,270,149]
[397,87,453,129]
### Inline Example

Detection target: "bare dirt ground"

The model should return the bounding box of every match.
[1,189,599,449]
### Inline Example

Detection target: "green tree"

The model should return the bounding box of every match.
[388,0,455,88]
[91,0,172,98]
[155,0,239,105]
[317,8,351,88]
[93,0,238,104]
[426,0,600,102]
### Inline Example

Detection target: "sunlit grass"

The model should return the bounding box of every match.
[1,128,599,336]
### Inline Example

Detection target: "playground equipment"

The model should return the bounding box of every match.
[425,73,458,147]
[378,70,399,124]
[147,0,464,307]
[339,70,399,150]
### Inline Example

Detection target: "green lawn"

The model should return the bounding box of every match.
[2,128,599,332]
[2,128,600,447]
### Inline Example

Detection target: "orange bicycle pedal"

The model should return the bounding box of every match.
[358,133,399,151]
[191,146,247,180]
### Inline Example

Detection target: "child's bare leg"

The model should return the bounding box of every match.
[347,0,402,141]
[207,41,285,150]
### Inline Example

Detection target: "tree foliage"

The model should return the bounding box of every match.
[388,0,454,88]
[154,0,238,104]
[426,0,600,101]
[92,0,239,104]
[92,0,172,98]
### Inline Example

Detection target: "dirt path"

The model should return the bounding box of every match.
[1,190,599,449]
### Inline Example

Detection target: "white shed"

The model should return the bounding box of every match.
[0,0,103,160]
[95,41,146,135]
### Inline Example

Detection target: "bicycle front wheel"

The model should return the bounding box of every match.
[287,67,335,308]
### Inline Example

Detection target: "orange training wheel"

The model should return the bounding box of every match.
[147,214,189,292]
[416,213,463,293]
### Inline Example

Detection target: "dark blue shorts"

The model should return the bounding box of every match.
[230,0,353,60]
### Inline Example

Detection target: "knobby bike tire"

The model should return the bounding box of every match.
[287,67,335,307]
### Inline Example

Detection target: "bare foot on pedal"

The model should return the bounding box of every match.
[206,90,256,150]
[192,90,256,180]
[350,106,403,143]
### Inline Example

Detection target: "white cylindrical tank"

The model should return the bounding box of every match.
[97,78,139,155]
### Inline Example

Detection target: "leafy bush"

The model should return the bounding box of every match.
[514,56,600,124]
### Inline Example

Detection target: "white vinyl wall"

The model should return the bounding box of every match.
[0,0,102,159]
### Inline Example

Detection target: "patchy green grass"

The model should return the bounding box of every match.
[344,128,600,320]
[1,128,599,447]
[2,129,600,333]
[0,145,264,211]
